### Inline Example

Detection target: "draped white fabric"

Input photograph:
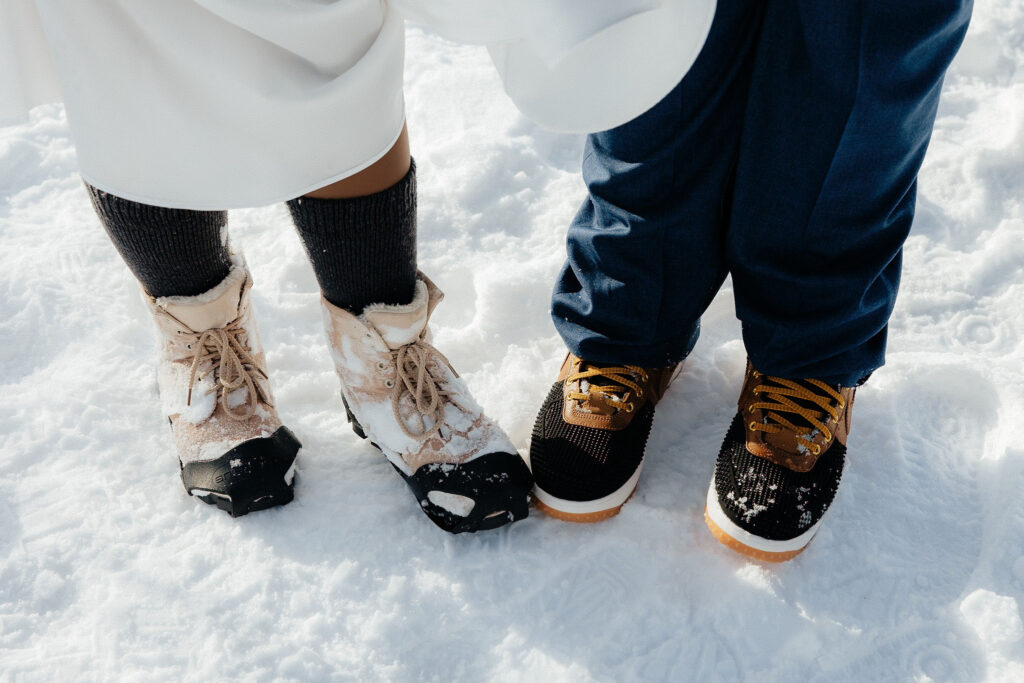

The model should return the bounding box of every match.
[2,0,406,209]
[0,0,60,123]
[0,0,714,209]
[394,0,716,133]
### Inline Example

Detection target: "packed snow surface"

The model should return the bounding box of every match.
[2,5,1024,681]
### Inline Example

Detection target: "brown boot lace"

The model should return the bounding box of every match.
[391,337,461,440]
[184,319,270,421]
[566,358,649,415]
[747,371,846,455]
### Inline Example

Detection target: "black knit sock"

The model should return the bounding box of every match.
[288,161,417,313]
[86,183,232,298]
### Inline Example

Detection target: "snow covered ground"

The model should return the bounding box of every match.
[2,4,1024,681]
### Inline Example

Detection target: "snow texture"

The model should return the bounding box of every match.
[2,7,1024,681]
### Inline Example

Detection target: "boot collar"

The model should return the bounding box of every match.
[360,274,443,350]
[153,256,248,332]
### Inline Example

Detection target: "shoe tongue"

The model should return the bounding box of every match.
[361,281,429,350]
[160,270,245,332]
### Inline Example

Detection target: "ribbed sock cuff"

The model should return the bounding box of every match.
[86,183,232,298]
[288,161,417,313]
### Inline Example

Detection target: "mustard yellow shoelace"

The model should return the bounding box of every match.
[747,371,845,455]
[567,361,649,413]
[184,321,269,421]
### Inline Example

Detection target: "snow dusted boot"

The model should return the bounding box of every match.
[146,258,300,516]
[321,273,532,533]
[704,362,855,562]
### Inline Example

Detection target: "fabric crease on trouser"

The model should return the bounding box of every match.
[552,0,973,386]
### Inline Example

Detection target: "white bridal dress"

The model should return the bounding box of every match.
[0,0,714,209]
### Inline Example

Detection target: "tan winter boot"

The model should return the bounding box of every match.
[321,273,532,533]
[146,257,300,516]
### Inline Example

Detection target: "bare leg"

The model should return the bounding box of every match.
[304,124,411,199]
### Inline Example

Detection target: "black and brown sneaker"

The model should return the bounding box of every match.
[704,362,856,561]
[529,354,679,522]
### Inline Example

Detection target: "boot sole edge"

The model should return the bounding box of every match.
[531,464,642,523]
[703,482,822,562]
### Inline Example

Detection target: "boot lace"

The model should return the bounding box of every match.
[391,337,461,440]
[747,371,846,455]
[566,359,649,414]
[184,319,269,421]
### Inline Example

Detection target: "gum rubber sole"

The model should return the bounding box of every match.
[703,507,806,563]
[703,481,821,562]
[533,490,635,523]
[530,462,643,523]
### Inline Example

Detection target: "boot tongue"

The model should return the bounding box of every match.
[361,280,429,350]
[159,269,246,332]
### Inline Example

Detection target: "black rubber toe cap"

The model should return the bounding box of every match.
[395,451,534,534]
[181,426,301,517]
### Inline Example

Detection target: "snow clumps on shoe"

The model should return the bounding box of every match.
[321,273,532,533]
[146,256,300,516]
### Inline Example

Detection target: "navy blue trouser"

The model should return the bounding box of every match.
[551,0,972,386]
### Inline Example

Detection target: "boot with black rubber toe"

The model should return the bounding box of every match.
[146,257,300,516]
[321,273,532,533]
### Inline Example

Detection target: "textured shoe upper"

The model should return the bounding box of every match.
[714,414,846,541]
[148,261,283,465]
[321,273,518,475]
[713,362,855,541]
[530,355,678,501]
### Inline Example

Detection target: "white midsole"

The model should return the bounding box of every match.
[533,463,643,515]
[705,482,823,553]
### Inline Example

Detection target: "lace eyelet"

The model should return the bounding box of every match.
[625,403,635,413]
[749,421,758,430]
[384,379,394,388]
[637,389,644,399]
[838,400,846,410]
[376,360,387,371]
[812,445,821,455]
[748,405,755,413]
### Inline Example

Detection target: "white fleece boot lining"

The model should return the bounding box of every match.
[360,280,430,349]
[153,253,247,309]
